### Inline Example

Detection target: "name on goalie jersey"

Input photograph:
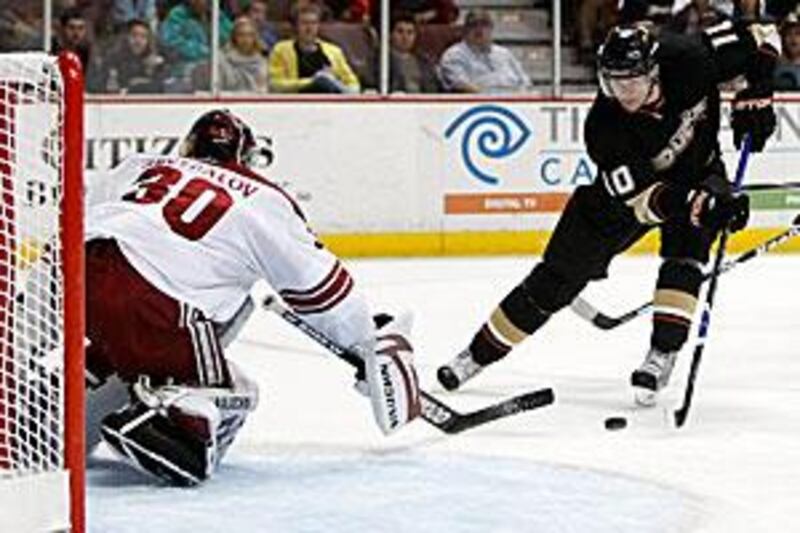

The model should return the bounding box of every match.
[206,168,260,199]
[145,157,262,199]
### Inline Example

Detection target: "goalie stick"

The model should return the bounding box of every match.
[262,296,555,434]
[571,213,800,330]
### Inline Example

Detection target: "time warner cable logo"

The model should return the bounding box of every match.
[444,104,531,186]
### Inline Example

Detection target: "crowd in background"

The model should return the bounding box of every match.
[2,0,800,94]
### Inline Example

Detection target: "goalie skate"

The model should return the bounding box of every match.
[630,348,677,406]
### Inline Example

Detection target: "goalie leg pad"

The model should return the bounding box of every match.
[365,314,421,435]
[204,361,259,459]
[99,375,259,486]
[100,390,220,486]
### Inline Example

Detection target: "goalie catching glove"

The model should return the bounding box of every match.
[354,312,421,435]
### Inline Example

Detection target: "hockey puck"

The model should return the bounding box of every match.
[604,416,627,431]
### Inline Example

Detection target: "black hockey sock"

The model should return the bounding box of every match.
[651,260,703,352]
[469,285,550,366]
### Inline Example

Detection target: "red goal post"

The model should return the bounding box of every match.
[0,52,85,532]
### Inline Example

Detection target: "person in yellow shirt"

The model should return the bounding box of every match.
[268,4,360,93]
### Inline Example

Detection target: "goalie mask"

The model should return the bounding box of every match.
[597,25,660,111]
[180,109,257,166]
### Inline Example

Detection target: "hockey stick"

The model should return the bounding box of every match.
[674,135,752,427]
[742,181,800,191]
[262,296,555,434]
[570,214,800,330]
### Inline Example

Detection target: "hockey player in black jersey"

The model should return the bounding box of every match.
[437,21,780,405]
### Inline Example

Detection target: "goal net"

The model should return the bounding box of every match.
[0,52,84,532]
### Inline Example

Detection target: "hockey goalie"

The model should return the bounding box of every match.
[84,109,421,486]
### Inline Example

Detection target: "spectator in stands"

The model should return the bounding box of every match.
[268,4,360,93]
[767,0,799,21]
[247,0,280,53]
[219,16,269,92]
[93,19,165,93]
[0,5,43,52]
[576,0,617,65]
[617,0,672,25]
[110,0,158,33]
[53,7,93,73]
[325,0,370,23]
[159,0,233,83]
[220,0,249,18]
[387,0,458,25]
[736,0,759,19]
[296,0,334,21]
[667,0,723,35]
[438,9,530,94]
[57,0,114,40]
[156,0,184,21]
[775,11,800,90]
[389,13,440,93]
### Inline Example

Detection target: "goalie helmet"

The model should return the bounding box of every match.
[180,109,257,166]
[597,25,659,98]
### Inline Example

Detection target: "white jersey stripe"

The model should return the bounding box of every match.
[187,317,207,385]
[194,319,218,385]
[203,321,225,385]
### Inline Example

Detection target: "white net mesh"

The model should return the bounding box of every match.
[0,53,65,476]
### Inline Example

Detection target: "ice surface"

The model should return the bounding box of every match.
[88,255,800,533]
[89,453,702,533]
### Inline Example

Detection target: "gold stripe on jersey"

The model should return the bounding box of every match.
[488,307,528,346]
[626,183,664,225]
[653,288,698,321]
[748,23,781,54]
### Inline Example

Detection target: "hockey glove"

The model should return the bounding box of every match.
[353,312,421,435]
[688,188,750,233]
[731,85,775,153]
[352,313,396,388]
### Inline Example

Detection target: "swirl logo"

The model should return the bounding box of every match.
[444,105,531,186]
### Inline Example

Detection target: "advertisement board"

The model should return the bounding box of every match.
[85,98,800,255]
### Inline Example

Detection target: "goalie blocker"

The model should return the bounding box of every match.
[358,313,421,434]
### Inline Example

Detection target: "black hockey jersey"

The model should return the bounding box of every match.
[583,21,775,226]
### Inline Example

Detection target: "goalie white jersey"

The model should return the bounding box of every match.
[87,153,372,348]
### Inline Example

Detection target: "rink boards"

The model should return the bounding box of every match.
[84,96,800,256]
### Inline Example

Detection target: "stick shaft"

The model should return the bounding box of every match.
[674,134,752,427]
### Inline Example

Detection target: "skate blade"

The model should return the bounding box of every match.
[633,387,658,407]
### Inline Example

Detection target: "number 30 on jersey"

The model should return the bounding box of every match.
[123,165,233,241]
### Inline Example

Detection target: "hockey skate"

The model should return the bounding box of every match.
[437,349,484,391]
[630,348,677,406]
